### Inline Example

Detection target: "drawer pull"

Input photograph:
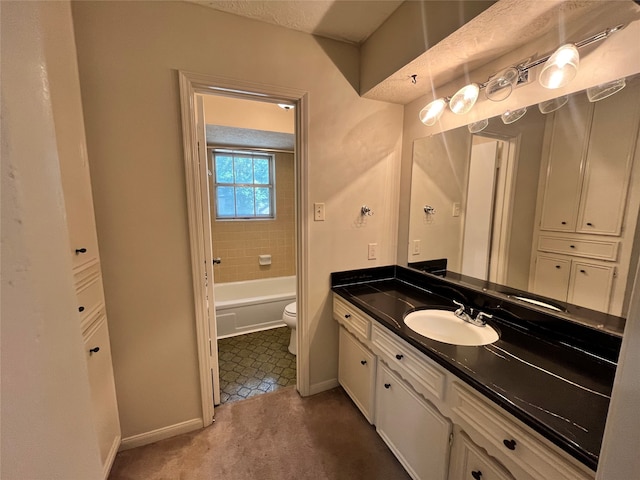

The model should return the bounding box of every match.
[395,354,404,360]
[384,383,391,389]
[75,248,87,254]
[360,360,367,365]
[580,269,586,273]
[570,245,576,249]
[471,471,482,480]
[561,221,567,225]
[555,265,561,269]
[586,222,593,226]
[503,438,517,450]
[344,314,351,319]
[78,306,85,312]
[89,346,100,355]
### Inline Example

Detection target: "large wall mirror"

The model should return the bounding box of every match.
[408,74,640,328]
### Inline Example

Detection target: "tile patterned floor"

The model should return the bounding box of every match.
[217,327,296,405]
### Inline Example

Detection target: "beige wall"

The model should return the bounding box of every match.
[1,1,103,477]
[211,152,296,283]
[72,0,403,440]
[203,94,295,134]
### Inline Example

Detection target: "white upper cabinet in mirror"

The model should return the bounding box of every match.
[407,75,640,318]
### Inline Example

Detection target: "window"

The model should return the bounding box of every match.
[212,149,275,219]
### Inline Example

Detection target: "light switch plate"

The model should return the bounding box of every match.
[314,202,325,221]
[368,243,378,260]
[452,202,461,217]
[412,239,421,255]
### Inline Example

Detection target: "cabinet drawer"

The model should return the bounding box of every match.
[372,323,446,401]
[451,382,593,480]
[338,327,376,423]
[538,236,618,261]
[449,431,514,480]
[77,276,105,326]
[333,294,371,340]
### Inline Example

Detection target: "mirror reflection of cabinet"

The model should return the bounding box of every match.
[540,87,638,235]
[532,82,640,315]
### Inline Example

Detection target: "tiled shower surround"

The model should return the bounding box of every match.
[217,327,296,404]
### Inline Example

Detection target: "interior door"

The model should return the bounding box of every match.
[196,95,220,406]
[461,139,499,280]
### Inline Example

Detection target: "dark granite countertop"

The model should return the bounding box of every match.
[331,266,621,472]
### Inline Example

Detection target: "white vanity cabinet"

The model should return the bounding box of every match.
[376,362,452,480]
[448,430,514,480]
[338,327,376,423]
[332,294,597,480]
[450,382,593,480]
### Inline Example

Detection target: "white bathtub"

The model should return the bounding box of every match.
[214,276,296,339]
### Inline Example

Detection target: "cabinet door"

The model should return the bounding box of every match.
[338,327,376,423]
[449,431,514,480]
[576,83,640,235]
[532,254,571,302]
[539,97,592,232]
[375,362,451,480]
[567,261,615,312]
[84,317,121,471]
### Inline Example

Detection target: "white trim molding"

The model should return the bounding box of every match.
[119,419,203,451]
[178,70,311,425]
[308,378,340,396]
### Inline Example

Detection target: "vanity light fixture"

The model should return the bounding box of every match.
[538,95,569,114]
[539,44,580,89]
[419,98,447,126]
[277,103,294,110]
[417,24,624,124]
[449,83,480,114]
[501,107,527,125]
[587,77,626,102]
[468,119,489,133]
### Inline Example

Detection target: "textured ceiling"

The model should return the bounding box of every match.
[187,0,403,44]
[363,0,613,104]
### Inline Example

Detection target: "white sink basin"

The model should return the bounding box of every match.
[404,310,499,346]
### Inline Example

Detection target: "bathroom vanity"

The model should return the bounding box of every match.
[332,265,622,480]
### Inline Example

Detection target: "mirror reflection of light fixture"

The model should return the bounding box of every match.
[539,44,580,89]
[277,103,294,110]
[587,77,626,102]
[538,95,569,114]
[468,119,489,133]
[449,83,480,114]
[419,98,447,126]
[485,67,519,101]
[501,107,527,124]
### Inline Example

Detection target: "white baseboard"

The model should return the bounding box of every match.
[103,434,121,479]
[308,378,339,395]
[119,418,203,451]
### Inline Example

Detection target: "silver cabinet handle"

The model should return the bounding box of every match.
[213,258,222,265]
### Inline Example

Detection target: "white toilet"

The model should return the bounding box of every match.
[282,302,297,355]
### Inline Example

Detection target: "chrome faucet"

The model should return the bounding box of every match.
[453,300,492,327]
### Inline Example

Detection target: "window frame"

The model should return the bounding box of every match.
[210,148,276,220]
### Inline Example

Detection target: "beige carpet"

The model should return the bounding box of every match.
[109,387,411,480]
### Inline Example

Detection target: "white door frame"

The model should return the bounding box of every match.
[178,71,310,426]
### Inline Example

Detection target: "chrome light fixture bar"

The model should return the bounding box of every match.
[419,24,624,126]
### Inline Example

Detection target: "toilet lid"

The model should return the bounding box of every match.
[285,302,296,315]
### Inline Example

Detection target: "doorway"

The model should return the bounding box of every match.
[203,94,297,405]
[178,72,309,426]
[461,133,518,284]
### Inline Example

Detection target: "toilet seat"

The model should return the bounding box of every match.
[284,302,296,316]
